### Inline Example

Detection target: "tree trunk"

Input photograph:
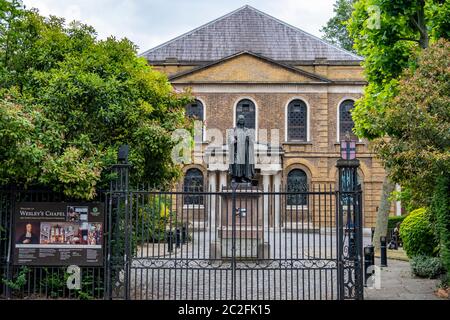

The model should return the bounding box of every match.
[417,0,429,49]
[373,177,395,251]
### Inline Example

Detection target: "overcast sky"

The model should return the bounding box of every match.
[22,0,337,54]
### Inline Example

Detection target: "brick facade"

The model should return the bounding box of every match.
[144,8,390,229]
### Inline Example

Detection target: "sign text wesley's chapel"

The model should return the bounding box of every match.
[13,202,104,266]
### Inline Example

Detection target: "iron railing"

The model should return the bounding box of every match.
[0,163,364,300]
[107,181,355,300]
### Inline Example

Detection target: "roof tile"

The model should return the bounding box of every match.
[142,5,362,63]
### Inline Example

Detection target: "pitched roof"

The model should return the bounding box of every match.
[141,5,362,63]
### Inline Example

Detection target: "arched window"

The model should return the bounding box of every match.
[287,99,308,141]
[287,169,308,206]
[186,99,205,141]
[339,100,357,141]
[183,169,204,205]
[236,99,256,129]
[186,100,204,121]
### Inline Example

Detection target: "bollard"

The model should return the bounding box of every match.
[349,232,356,260]
[167,231,174,253]
[364,245,375,286]
[182,225,188,244]
[176,228,181,248]
[380,236,388,267]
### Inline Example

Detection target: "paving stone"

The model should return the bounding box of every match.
[365,259,443,300]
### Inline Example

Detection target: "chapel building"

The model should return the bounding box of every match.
[141,5,393,229]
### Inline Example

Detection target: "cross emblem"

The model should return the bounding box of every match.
[341,133,357,160]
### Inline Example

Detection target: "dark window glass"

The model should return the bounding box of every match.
[236,99,256,129]
[287,169,308,206]
[186,100,204,121]
[183,169,204,205]
[339,100,357,141]
[287,100,308,141]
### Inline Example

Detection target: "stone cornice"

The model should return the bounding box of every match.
[173,83,365,94]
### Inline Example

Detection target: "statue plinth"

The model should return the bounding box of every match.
[210,115,268,260]
[217,185,269,260]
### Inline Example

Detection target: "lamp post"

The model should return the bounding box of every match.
[336,133,364,300]
[118,145,130,163]
[338,134,360,260]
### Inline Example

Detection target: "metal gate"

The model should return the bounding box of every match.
[0,162,364,300]
[106,164,364,301]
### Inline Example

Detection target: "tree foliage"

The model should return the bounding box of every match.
[347,1,449,249]
[373,39,450,206]
[321,0,357,53]
[431,176,450,281]
[0,2,192,199]
[348,0,450,139]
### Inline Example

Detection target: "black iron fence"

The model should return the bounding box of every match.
[105,164,364,301]
[116,187,339,300]
[0,163,364,300]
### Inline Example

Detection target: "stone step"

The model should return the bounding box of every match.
[283,222,319,233]
[191,221,207,231]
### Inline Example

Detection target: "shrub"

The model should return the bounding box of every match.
[136,196,175,243]
[431,176,450,279]
[388,215,406,229]
[410,255,443,279]
[400,208,438,257]
[439,273,450,289]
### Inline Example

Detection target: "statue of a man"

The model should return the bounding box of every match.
[228,115,256,183]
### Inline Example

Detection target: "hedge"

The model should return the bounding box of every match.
[432,175,450,284]
[388,215,406,229]
[399,208,438,258]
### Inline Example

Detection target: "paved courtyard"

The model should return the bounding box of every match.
[130,230,372,300]
[365,258,443,300]
[129,230,443,300]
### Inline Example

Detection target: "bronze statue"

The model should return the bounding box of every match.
[228,115,255,183]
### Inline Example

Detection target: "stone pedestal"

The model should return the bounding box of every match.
[218,185,268,259]
[209,241,222,260]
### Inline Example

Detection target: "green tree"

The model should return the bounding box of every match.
[321,0,356,53]
[348,0,449,139]
[0,3,192,199]
[432,175,450,284]
[374,40,450,208]
[347,0,449,250]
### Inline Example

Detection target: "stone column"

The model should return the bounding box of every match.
[262,173,271,239]
[273,172,282,230]
[208,172,217,240]
[219,171,227,191]
[218,171,227,229]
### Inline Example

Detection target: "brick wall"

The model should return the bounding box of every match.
[149,58,386,228]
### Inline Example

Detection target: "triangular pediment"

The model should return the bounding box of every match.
[169,52,331,84]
